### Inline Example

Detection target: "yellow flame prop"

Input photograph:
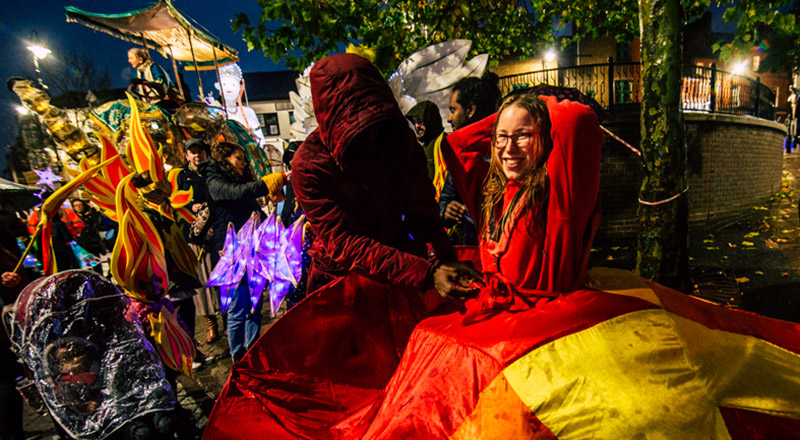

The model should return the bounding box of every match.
[148,306,196,378]
[74,133,132,221]
[18,156,117,274]
[125,93,168,193]
[110,174,168,302]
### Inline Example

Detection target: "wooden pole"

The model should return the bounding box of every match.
[187,28,204,98]
[168,45,185,101]
[212,45,227,115]
[13,226,40,273]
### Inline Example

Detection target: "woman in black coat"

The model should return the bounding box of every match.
[201,141,282,361]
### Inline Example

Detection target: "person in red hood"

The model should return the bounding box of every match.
[292,53,480,300]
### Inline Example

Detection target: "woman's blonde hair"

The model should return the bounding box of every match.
[481,94,553,240]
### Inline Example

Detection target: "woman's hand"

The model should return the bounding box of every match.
[432,261,482,301]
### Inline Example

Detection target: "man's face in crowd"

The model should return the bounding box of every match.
[127,52,144,69]
[410,116,426,140]
[185,145,208,167]
[447,90,471,131]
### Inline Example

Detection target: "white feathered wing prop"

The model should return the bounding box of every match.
[287,40,488,140]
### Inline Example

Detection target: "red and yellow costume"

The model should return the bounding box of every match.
[204,80,800,439]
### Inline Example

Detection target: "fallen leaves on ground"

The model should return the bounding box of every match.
[735,277,750,283]
[764,239,779,248]
[741,241,755,247]
[744,232,760,238]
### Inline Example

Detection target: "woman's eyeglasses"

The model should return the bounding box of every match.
[494,131,538,148]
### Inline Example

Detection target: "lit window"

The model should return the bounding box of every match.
[752,55,760,72]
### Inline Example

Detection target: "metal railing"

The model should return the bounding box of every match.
[498,58,776,120]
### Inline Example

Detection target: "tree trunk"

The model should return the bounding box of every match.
[635,0,689,290]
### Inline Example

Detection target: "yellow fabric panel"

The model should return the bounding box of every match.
[450,373,556,440]
[504,309,800,439]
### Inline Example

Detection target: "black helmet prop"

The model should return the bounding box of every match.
[9,270,175,439]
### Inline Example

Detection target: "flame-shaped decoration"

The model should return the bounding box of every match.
[125,93,167,193]
[166,168,195,225]
[162,222,198,279]
[111,174,168,302]
[74,133,132,221]
[37,156,116,274]
[147,305,196,378]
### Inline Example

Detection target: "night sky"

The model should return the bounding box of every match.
[0,0,285,176]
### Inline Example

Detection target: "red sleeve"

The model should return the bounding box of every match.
[542,95,603,221]
[292,136,436,290]
[441,113,497,226]
[541,95,604,291]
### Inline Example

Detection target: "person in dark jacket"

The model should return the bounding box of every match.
[440,74,501,246]
[201,141,283,361]
[405,100,444,181]
[178,138,221,345]
[291,53,479,300]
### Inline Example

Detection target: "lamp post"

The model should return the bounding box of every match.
[26,31,51,90]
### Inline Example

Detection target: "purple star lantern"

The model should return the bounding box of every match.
[34,168,62,189]
[253,213,306,316]
[206,223,247,313]
[238,212,268,311]
[207,212,307,317]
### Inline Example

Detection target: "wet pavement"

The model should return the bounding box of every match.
[21,152,800,439]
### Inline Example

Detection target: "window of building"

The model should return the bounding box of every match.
[289,111,295,124]
[258,113,280,136]
[752,55,760,72]
[614,80,633,104]
[615,43,631,61]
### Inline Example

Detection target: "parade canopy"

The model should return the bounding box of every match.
[65,0,238,71]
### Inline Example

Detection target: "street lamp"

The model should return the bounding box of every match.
[542,48,557,70]
[731,60,748,76]
[26,31,51,89]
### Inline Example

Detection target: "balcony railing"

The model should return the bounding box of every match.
[498,58,776,120]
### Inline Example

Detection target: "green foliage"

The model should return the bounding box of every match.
[712,0,800,72]
[233,0,551,73]
[234,0,798,74]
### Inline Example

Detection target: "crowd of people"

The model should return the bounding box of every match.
[4,49,800,440]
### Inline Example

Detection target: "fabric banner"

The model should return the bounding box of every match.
[204,267,800,439]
